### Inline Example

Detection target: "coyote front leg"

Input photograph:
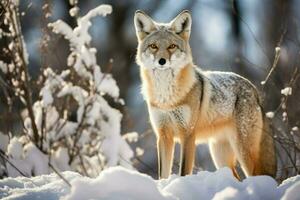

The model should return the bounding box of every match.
[179,133,196,176]
[157,126,175,179]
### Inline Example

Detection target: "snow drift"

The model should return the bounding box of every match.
[1,167,300,200]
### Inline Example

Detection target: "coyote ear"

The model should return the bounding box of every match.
[134,10,157,41]
[170,10,192,40]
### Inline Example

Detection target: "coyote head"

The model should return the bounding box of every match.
[134,10,193,70]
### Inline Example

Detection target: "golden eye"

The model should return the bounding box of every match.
[149,44,158,49]
[168,44,177,49]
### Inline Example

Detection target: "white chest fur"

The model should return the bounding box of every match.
[148,68,178,105]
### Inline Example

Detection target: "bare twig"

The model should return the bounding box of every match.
[0,150,29,177]
[48,162,72,187]
[261,47,281,86]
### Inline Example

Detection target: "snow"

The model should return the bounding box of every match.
[123,132,139,143]
[0,61,8,74]
[69,7,79,17]
[6,137,51,177]
[49,4,119,99]
[266,111,275,119]
[135,147,144,156]
[282,112,287,121]
[1,167,300,200]
[281,181,300,200]
[275,46,281,53]
[69,0,78,6]
[0,132,9,151]
[39,68,70,107]
[0,171,81,200]
[260,80,266,85]
[6,137,31,177]
[65,167,173,200]
[281,87,292,96]
[51,147,71,172]
[96,73,120,99]
[7,138,23,159]
[76,4,112,45]
[23,143,49,176]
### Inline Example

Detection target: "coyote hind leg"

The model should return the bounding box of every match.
[209,137,240,180]
[231,97,263,177]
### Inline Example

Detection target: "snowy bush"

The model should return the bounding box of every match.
[0,1,134,178]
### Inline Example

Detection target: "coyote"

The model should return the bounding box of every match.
[134,10,276,179]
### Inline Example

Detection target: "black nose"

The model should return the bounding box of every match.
[158,58,166,65]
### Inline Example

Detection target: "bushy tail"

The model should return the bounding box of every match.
[257,117,277,178]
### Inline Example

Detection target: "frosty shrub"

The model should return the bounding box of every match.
[0,1,134,178]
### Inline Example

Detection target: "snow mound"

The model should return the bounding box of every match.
[1,167,300,200]
[0,171,81,200]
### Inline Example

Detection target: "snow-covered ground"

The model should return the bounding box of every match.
[1,167,300,200]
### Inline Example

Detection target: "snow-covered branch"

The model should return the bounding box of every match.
[0,1,135,178]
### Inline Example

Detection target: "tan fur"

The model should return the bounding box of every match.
[195,117,235,141]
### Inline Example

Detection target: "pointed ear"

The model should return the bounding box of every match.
[134,10,157,41]
[170,10,192,40]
